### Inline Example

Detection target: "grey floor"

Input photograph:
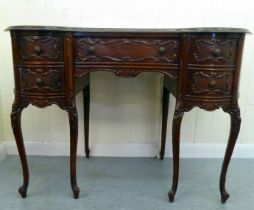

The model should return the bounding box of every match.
[0,156,253,210]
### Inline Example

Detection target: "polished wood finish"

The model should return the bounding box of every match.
[7,26,248,203]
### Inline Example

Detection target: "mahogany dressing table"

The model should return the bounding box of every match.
[6,26,249,203]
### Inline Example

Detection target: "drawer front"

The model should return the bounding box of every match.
[189,37,237,65]
[186,70,234,97]
[19,67,65,94]
[74,37,179,64]
[17,36,63,62]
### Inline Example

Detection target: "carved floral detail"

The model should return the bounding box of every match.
[29,98,65,109]
[11,93,29,129]
[76,37,178,63]
[175,95,228,112]
[197,103,221,111]
[194,39,234,62]
[78,37,177,46]
[191,71,231,95]
[66,92,78,131]
[222,95,241,123]
[78,55,176,63]
[20,36,62,60]
[20,68,64,92]
[74,68,177,79]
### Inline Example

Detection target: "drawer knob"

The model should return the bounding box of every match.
[36,78,43,85]
[211,48,221,57]
[34,46,43,56]
[87,46,96,55]
[158,46,166,55]
[208,80,217,89]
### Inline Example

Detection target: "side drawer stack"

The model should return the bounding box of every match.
[15,33,65,98]
[184,33,240,109]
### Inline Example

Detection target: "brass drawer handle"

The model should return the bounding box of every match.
[158,46,166,55]
[211,48,221,57]
[87,46,96,55]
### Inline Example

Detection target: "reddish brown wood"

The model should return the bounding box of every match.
[168,108,184,202]
[189,35,237,65]
[218,34,245,204]
[17,35,63,63]
[64,32,80,199]
[8,26,248,202]
[220,103,241,203]
[74,37,179,64]
[11,97,29,198]
[10,31,30,198]
[19,67,65,94]
[67,99,80,199]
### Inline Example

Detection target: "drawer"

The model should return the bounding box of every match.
[19,67,65,94]
[74,37,179,64]
[189,36,237,65]
[17,36,63,62]
[186,70,234,97]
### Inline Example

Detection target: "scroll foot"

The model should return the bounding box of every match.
[18,185,27,198]
[219,104,241,204]
[221,190,230,204]
[168,190,175,202]
[72,186,80,199]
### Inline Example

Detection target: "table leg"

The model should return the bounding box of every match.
[67,105,80,199]
[83,85,90,158]
[11,101,29,198]
[220,104,241,203]
[168,108,184,202]
[160,87,170,160]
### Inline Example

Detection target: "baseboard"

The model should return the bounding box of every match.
[1,141,254,158]
[0,142,6,161]
[4,141,159,157]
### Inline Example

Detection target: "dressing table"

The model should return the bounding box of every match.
[6,26,249,203]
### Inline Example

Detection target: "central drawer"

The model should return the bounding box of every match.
[74,37,179,64]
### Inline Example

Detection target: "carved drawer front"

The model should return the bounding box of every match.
[17,36,63,62]
[19,67,65,94]
[74,37,179,64]
[186,71,234,97]
[190,37,237,65]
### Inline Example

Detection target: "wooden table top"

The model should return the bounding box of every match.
[6,25,251,33]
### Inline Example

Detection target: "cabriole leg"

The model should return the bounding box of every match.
[220,105,241,204]
[168,109,184,202]
[11,101,29,198]
[67,104,80,199]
